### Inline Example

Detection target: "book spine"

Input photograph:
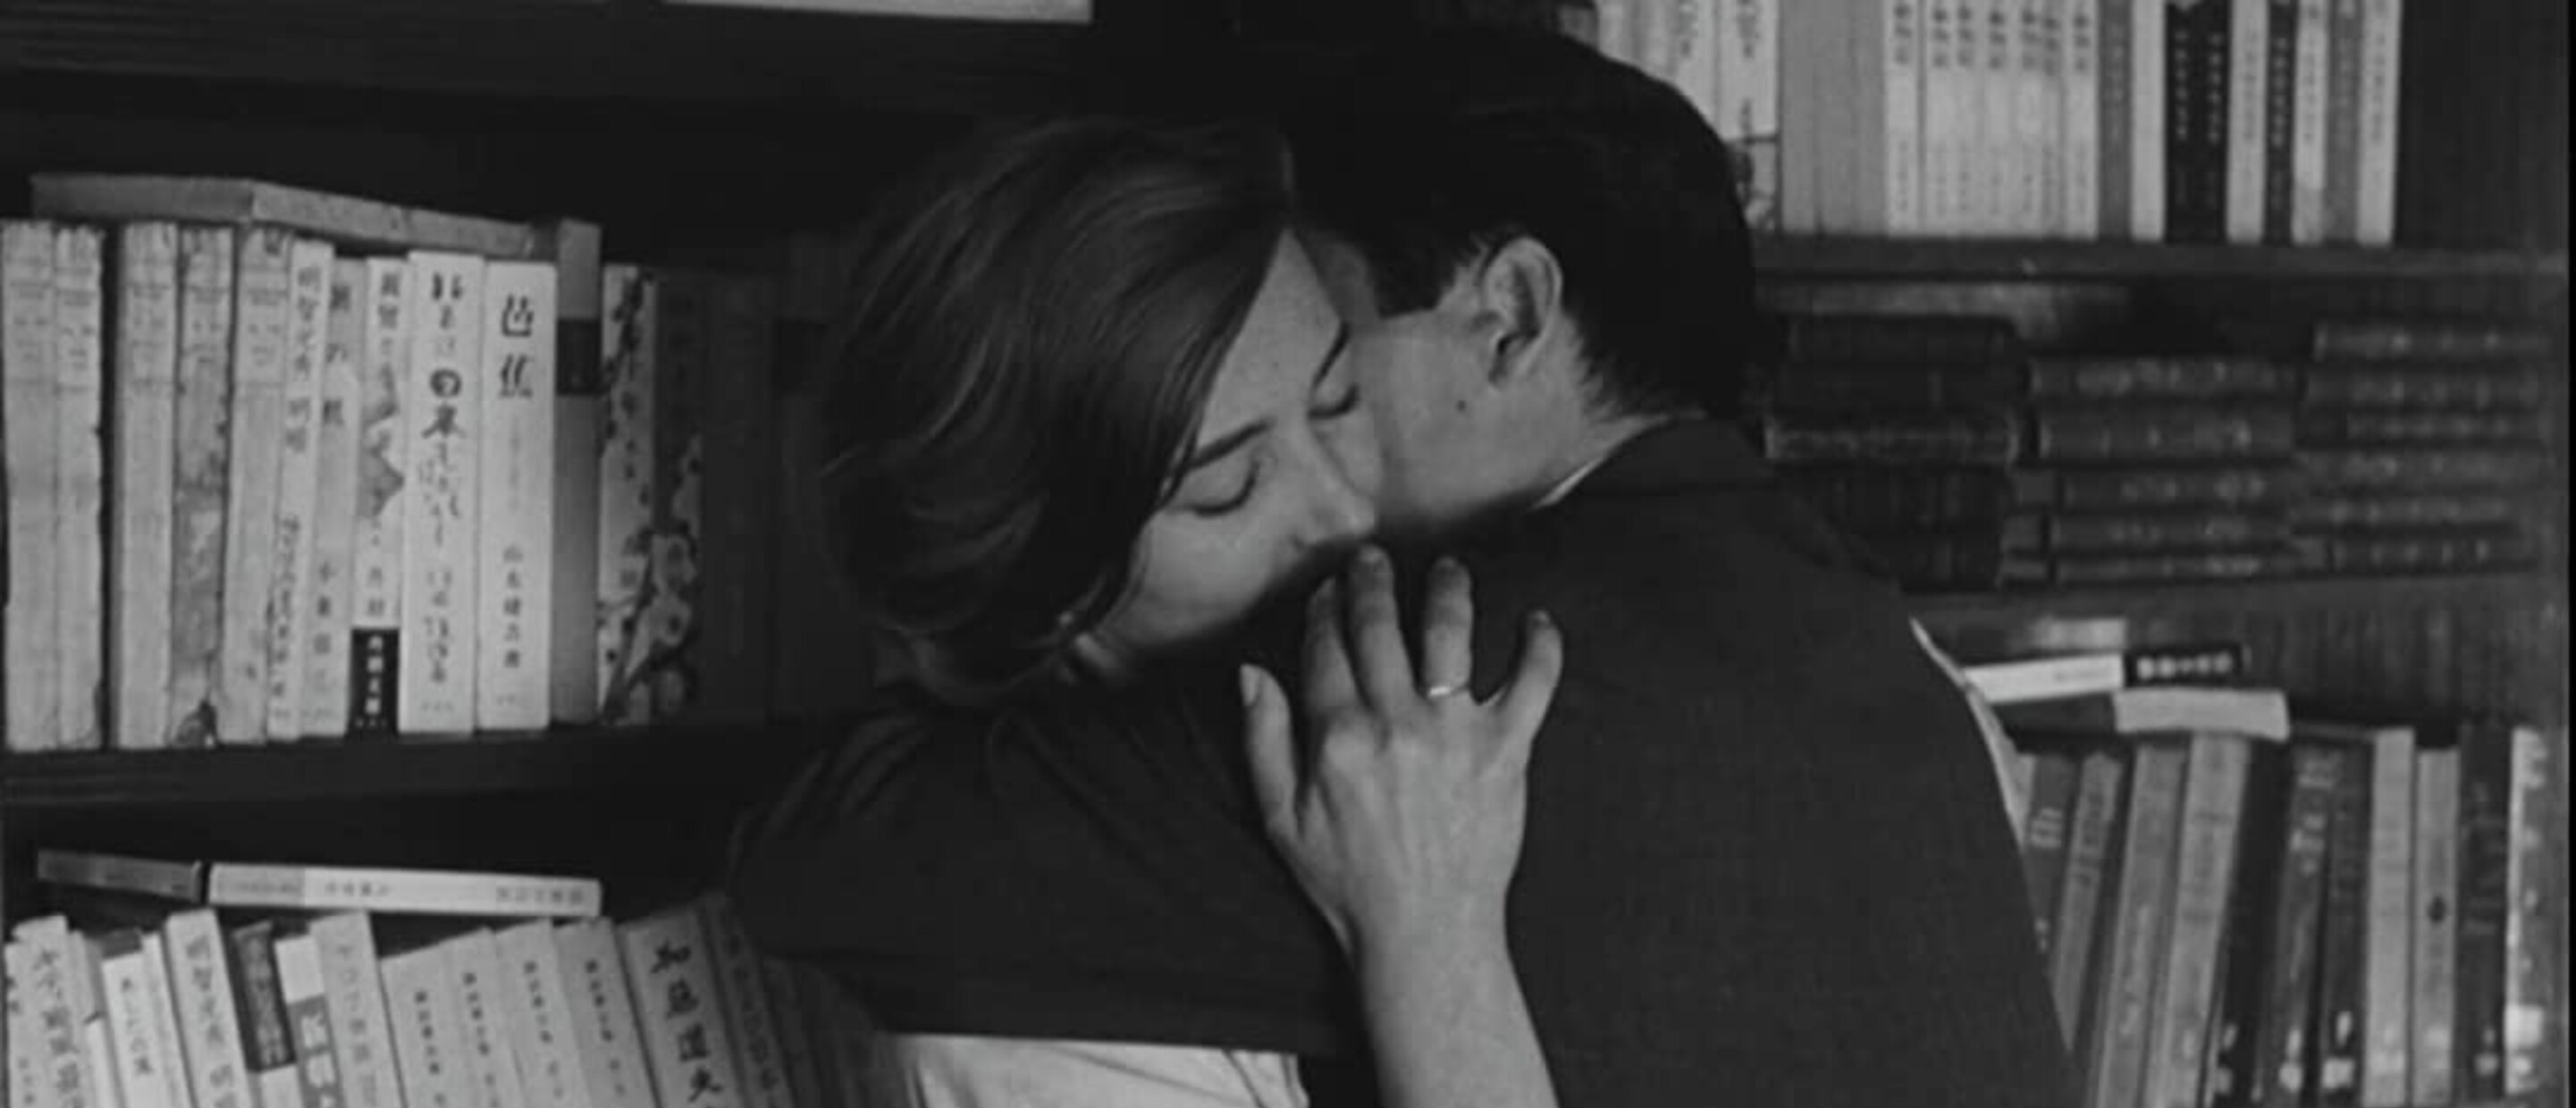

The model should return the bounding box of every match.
[1886,0,1928,235]
[593,267,657,726]
[442,933,525,1108]
[2032,407,2298,462]
[2126,0,2165,239]
[544,232,605,731]
[298,264,365,741]
[640,273,709,722]
[2302,364,2543,410]
[2321,0,2365,241]
[2409,746,2461,1104]
[90,934,173,1108]
[263,240,335,742]
[2226,0,2273,241]
[2160,0,2221,242]
[1672,0,1722,125]
[490,922,589,1108]
[52,225,108,751]
[475,261,559,732]
[2287,0,2329,243]
[130,937,191,1108]
[304,916,398,1108]
[397,252,484,735]
[1762,413,2021,465]
[2261,0,2300,242]
[2027,356,2295,400]
[2042,466,2300,510]
[2352,0,2401,244]
[2206,743,2289,1107]
[1962,0,2011,233]
[1923,0,1972,232]
[348,259,410,738]
[2252,745,2341,1108]
[2040,511,2293,555]
[2501,725,2555,1095]
[2300,447,2547,491]
[2019,0,2059,235]
[696,280,779,724]
[376,946,467,1108]
[1596,0,1636,65]
[2022,752,2084,955]
[2034,549,2301,586]
[110,223,181,751]
[1716,0,1783,231]
[2311,742,2372,1106]
[216,226,295,744]
[2294,492,2524,536]
[2142,733,2253,1108]
[618,910,745,1108]
[271,936,346,1108]
[697,896,791,1108]
[550,923,652,1108]
[2295,531,2534,576]
[2360,728,2418,1106]
[2060,0,2101,236]
[1636,0,1675,81]
[2299,411,2545,446]
[206,865,598,919]
[2454,719,2513,1097]
[2084,740,2188,1108]
[10,920,98,1108]
[12,940,46,1108]
[159,911,252,1108]
[2311,321,2552,360]
[753,958,821,1108]
[3,222,62,753]
[221,922,299,1108]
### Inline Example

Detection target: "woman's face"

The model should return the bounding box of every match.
[1081,233,1382,670]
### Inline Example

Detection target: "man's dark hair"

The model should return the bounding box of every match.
[1290,29,1759,420]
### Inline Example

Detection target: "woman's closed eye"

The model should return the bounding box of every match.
[1180,453,1264,518]
[1310,376,1360,421]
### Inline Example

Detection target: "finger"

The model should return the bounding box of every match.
[1241,665,1298,828]
[1493,611,1565,768]
[1343,545,1418,713]
[1417,557,1474,699]
[1302,578,1360,716]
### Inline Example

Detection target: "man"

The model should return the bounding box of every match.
[732,30,2072,1107]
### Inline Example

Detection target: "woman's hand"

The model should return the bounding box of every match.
[1240,546,1563,959]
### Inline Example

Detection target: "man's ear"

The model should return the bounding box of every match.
[1469,235,1566,387]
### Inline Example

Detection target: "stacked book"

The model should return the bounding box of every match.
[1577,0,2409,245]
[4,175,858,755]
[1966,650,2561,1108]
[5,854,871,1108]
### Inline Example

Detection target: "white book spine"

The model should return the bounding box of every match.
[264,240,335,742]
[1921,0,1968,232]
[593,267,657,726]
[92,939,173,1108]
[52,225,108,751]
[2409,747,2459,1104]
[110,223,181,751]
[1884,0,1927,235]
[349,259,410,736]
[2127,0,2165,239]
[131,936,191,1108]
[156,912,251,1108]
[2361,727,2420,1106]
[10,919,98,1108]
[1595,0,1637,67]
[299,264,366,740]
[490,923,588,1108]
[83,1019,120,1108]
[3,221,61,752]
[548,923,653,1108]
[206,865,600,919]
[2502,725,2552,1094]
[398,252,485,734]
[442,934,526,1108]
[2227,0,2275,241]
[1716,0,1783,231]
[617,911,743,1108]
[166,228,236,748]
[475,262,558,732]
[2060,0,2100,237]
[1955,0,1999,234]
[1671,0,1722,123]
[2023,0,2065,236]
[11,941,49,1108]
[377,947,468,1108]
[2353,0,2401,245]
[305,916,401,1108]
[216,228,295,743]
[2288,0,2329,243]
[1637,0,1676,81]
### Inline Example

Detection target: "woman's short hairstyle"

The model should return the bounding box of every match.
[812,117,1293,700]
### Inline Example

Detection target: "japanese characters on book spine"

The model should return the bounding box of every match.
[167,228,237,749]
[110,223,181,751]
[298,264,366,741]
[304,915,399,1108]
[348,259,410,737]
[475,261,559,732]
[491,922,590,1108]
[617,907,744,1108]
[551,921,653,1108]
[378,944,467,1108]
[397,252,485,734]
[158,910,252,1108]
[55,224,110,751]
[264,239,337,742]
[217,227,296,743]
[442,932,526,1108]
[4,221,62,752]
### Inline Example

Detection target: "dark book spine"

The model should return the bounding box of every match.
[2025,752,2086,957]
[1780,466,2015,529]
[2028,357,2296,401]
[2085,742,2192,1108]
[2454,718,2514,1097]
[2041,511,2296,555]
[2024,549,2302,586]
[2298,447,2550,491]
[2252,744,2342,1108]
[1778,315,2020,365]
[223,919,298,1075]
[2293,530,2538,575]
[2167,0,2234,241]
[1760,361,2025,412]
[2298,410,2547,446]
[1862,530,2010,592]
[2032,407,2299,462]
[2292,491,2525,532]
[2309,321,2555,361]
[2126,640,2255,686]
[2204,742,2291,1108]
[2055,750,2131,1051]
[2100,0,2136,239]
[2322,0,2367,241]
[1760,413,2021,466]
[2261,0,2301,244]
[2302,363,2547,410]
[2029,466,2302,511]
[2308,741,2372,1106]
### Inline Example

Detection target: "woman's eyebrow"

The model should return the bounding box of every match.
[1181,419,1267,475]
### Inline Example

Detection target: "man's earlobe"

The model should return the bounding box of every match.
[1481,237,1563,384]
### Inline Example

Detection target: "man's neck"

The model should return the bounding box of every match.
[1525,410,1688,510]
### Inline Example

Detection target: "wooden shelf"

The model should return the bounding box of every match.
[0,717,851,810]
[1909,571,2546,631]
[1755,236,2572,282]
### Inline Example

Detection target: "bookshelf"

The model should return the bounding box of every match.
[2,2,2567,1106]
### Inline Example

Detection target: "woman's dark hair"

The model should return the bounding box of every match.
[812,116,1293,700]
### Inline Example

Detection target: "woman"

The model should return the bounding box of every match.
[791,116,1562,1108]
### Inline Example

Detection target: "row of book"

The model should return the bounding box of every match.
[1961,648,2561,1108]
[4,877,880,1108]
[1755,312,2555,592]
[1577,0,2408,244]
[4,175,853,754]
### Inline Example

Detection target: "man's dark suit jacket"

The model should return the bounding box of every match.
[728,420,2077,1107]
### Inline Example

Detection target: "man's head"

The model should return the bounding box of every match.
[1290,29,1760,539]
